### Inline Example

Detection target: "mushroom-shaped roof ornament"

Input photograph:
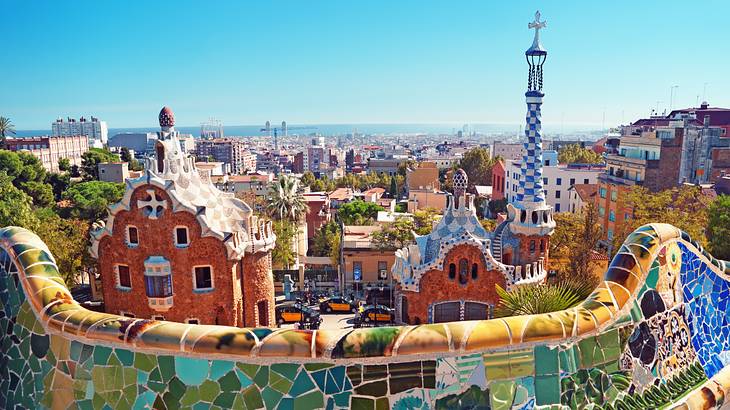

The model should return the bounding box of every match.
[453,168,468,198]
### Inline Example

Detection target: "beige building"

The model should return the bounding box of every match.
[341,225,396,295]
[407,189,447,213]
[98,162,130,183]
[406,162,440,193]
[568,183,598,214]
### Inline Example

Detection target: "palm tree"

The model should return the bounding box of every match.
[0,116,16,148]
[267,174,307,222]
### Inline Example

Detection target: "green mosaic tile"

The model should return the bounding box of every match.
[175,356,209,386]
[355,380,387,397]
[304,363,334,372]
[213,391,237,408]
[206,360,231,380]
[253,365,269,389]
[158,355,175,382]
[534,374,560,406]
[218,370,241,391]
[483,351,510,380]
[236,363,259,380]
[269,369,293,394]
[289,371,316,397]
[271,363,300,381]
[509,349,534,378]
[351,396,376,410]
[93,346,112,365]
[180,386,200,406]
[534,345,559,375]
[133,353,157,373]
[242,385,264,409]
[261,386,284,408]
[293,389,324,410]
[490,380,516,410]
[115,349,134,367]
[199,379,220,403]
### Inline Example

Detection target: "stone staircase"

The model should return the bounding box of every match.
[491,221,507,262]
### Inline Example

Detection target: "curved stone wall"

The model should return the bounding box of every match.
[1,224,729,409]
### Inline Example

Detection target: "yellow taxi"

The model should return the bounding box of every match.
[319,297,357,314]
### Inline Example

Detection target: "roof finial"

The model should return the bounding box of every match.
[528,10,547,51]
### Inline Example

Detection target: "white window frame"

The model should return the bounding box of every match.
[126,225,139,247]
[174,226,190,248]
[115,264,132,290]
[185,318,200,324]
[192,265,215,292]
[120,311,135,318]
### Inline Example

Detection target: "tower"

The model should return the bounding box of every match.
[505,11,555,266]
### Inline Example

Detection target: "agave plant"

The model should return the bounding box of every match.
[494,279,594,318]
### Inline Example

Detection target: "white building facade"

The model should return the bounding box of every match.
[52,117,108,146]
[504,160,604,212]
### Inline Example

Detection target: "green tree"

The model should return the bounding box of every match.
[550,204,602,285]
[413,207,439,235]
[47,172,70,201]
[459,147,494,188]
[271,220,298,269]
[80,148,120,181]
[610,185,710,254]
[21,180,54,207]
[558,144,603,164]
[372,217,415,250]
[119,147,143,171]
[61,181,125,222]
[338,200,384,225]
[707,195,730,261]
[34,208,92,286]
[311,220,341,265]
[389,175,398,198]
[0,116,16,148]
[58,157,71,172]
[267,175,307,222]
[300,171,316,188]
[0,171,39,229]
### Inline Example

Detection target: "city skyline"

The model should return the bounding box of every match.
[5,0,730,129]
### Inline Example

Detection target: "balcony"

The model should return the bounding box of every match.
[148,296,174,312]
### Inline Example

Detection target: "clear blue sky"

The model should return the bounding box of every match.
[4,0,729,130]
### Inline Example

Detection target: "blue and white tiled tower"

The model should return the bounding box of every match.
[507,11,555,239]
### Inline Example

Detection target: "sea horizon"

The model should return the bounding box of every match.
[11,122,605,139]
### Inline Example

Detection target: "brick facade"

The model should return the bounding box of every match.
[399,244,505,325]
[97,184,274,327]
[242,251,275,327]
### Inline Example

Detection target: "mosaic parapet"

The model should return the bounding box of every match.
[0,223,695,361]
[2,223,730,409]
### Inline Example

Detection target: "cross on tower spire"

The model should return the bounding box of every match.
[528,11,547,51]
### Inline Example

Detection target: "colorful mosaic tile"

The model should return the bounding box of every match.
[2,224,730,409]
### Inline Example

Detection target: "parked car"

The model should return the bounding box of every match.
[319,297,358,313]
[354,305,394,326]
[275,303,321,327]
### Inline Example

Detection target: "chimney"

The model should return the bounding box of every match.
[704,115,711,127]
[701,101,709,109]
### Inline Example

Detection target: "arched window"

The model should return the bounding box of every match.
[459,259,469,285]
[529,240,536,253]
[540,239,545,252]
[448,263,456,280]
[471,263,478,280]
